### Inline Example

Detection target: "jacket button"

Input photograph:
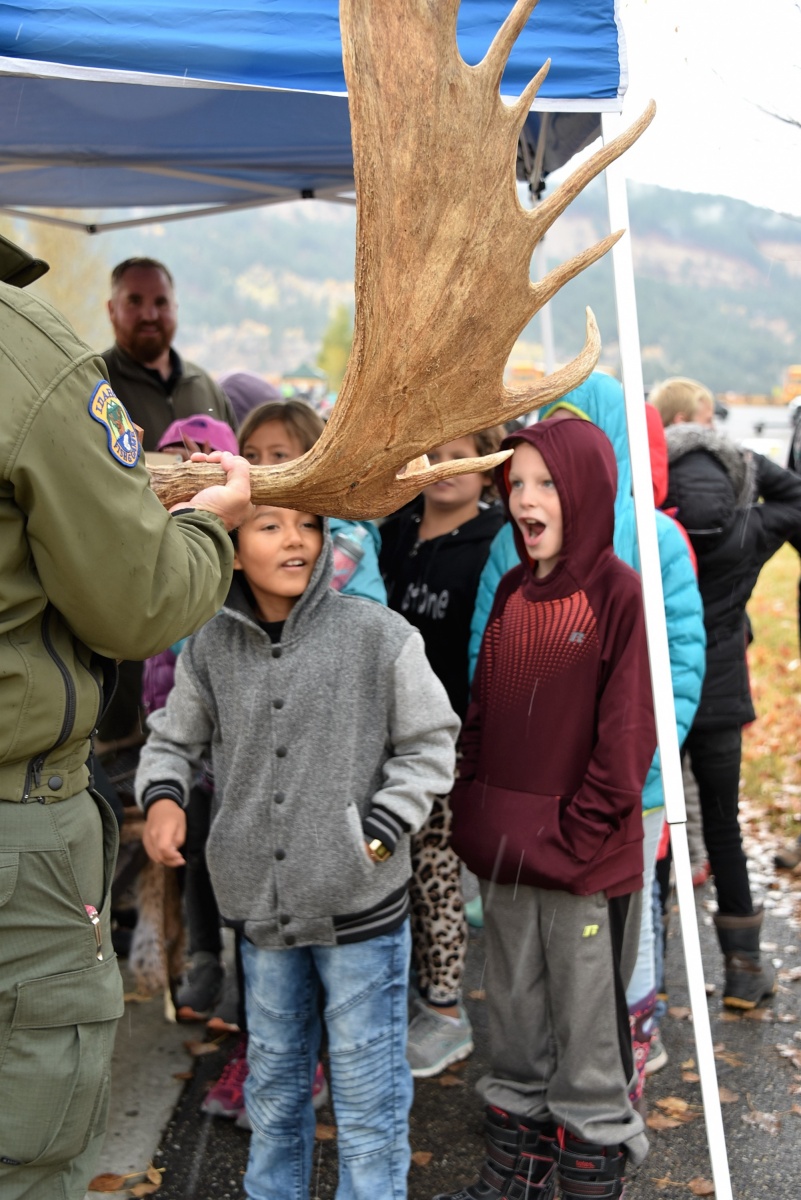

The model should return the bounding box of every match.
[284,934,296,946]
[47,776,63,790]
[275,848,285,861]
[276,746,287,758]
[279,913,290,925]
[274,792,285,804]
[272,646,282,659]
[273,698,284,709]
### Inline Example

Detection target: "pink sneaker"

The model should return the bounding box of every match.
[312,1061,329,1111]
[692,860,711,888]
[202,1035,249,1120]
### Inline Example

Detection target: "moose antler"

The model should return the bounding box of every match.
[151,0,654,518]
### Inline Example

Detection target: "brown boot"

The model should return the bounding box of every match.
[713,909,776,1009]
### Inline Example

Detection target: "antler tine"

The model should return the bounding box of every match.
[527,229,624,315]
[508,58,551,124]
[527,101,657,245]
[499,307,602,422]
[481,0,541,91]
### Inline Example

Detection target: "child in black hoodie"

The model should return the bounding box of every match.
[379,426,504,1078]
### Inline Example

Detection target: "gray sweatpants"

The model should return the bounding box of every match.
[478,880,648,1167]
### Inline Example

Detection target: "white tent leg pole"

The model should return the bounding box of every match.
[601,112,732,1200]
[535,237,556,375]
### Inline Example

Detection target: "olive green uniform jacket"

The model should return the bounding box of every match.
[0,281,235,805]
[102,342,235,450]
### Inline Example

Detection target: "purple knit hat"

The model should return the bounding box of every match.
[217,370,283,426]
[157,415,238,454]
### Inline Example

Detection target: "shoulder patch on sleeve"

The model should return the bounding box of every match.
[88,381,141,468]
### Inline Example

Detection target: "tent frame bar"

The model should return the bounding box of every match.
[0,187,355,235]
[601,109,733,1200]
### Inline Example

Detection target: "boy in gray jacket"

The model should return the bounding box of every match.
[137,504,459,1200]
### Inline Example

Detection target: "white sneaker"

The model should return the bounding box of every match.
[406,1001,474,1078]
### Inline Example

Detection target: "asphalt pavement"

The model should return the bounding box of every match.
[88,827,801,1200]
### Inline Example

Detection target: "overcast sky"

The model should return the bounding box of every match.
[610,0,801,217]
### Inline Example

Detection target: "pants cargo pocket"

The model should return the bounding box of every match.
[0,852,19,907]
[0,956,123,1168]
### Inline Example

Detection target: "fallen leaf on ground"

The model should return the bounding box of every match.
[776,1013,797,1022]
[687,1178,715,1196]
[776,1043,801,1069]
[467,989,485,1001]
[742,1110,781,1136]
[183,1039,222,1057]
[714,1048,745,1067]
[779,965,801,982]
[438,1073,466,1087]
[682,1071,700,1083]
[412,1151,433,1167]
[88,1167,162,1193]
[744,1007,774,1021]
[315,1124,337,1141]
[681,1058,696,1070]
[653,1097,702,1124]
[123,993,152,1004]
[646,1112,683,1130]
[719,1011,741,1022]
[172,1071,193,1081]
[718,1086,739,1103]
[88,1175,129,1193]
[792,1104,801,1117]
[668,1006,692,1021]
[651,1173,683,1189]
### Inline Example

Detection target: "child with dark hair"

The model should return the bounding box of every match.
[137,504,458,1200]
[196,395,387,1123]
[442,419,656,1200]
[379,427,505,1077]
[239,399,386,603]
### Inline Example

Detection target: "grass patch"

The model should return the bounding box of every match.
[742,544,801,834]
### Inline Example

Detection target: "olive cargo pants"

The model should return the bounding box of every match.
[0,790,124,1200]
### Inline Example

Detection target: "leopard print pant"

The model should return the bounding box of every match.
[410,793,467,1007]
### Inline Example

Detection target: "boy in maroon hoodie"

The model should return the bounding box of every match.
[440,419,656,1200]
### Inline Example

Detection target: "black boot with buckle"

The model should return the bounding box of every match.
[555,1129,628,1199]
[433,1108,556,1200]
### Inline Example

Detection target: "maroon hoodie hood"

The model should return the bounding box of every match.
[451,417,654,899]
[496,418,618,594]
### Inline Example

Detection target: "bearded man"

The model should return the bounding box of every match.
[103,257,235,450]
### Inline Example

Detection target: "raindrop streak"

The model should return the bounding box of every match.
[15,24,22,39]
[512,849,525,901]
[739,507,752,548]
[545,906,556,948]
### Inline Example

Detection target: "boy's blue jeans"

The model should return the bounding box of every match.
[240,921,412,1200]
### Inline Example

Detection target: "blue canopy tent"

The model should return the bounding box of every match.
[0,6,733,1193]
[0,0,625,227]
